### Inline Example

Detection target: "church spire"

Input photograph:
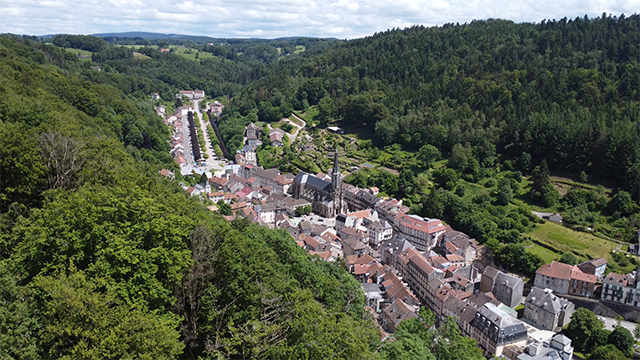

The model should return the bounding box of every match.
[333,143,340,175]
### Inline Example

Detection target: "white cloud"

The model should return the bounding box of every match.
[0,0,638,38]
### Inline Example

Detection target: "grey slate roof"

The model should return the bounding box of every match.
[496,272,524,289]
[294,172,331,192]
[526,287,573,315]
[472,303,528,345]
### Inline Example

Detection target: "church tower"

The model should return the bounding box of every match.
[331,145,344,216]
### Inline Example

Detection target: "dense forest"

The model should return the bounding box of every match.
[230,14,640,193]
[0,35,482,359]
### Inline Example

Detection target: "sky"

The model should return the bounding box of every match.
[0,0,639,39]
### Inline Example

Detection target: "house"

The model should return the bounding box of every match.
[424,278,472,321]
[545,213,563,223]
[481,267,524,308]
[159,169,175,180]
[379,299,418,333]
[338,227,368,244]
[193,90,205,99]
[523,287,575,331]
[179,90,194,99]
[362,283,385,312]
[269,129,284,147]
[335,210,374,231]
[380,235,416,270]
[440,229,479,266]
[186,187,200,197]
[235,153,245,165]
[534,261,596,297]
[577,258,608,281]
[254,202,286,228]
[469,303,528,358]
[367,219,393,250]
[152,93,161,100]
[445,254,465,268]
[342,237,367,257]
[210,101,223,115]
[245,123,263,150]
[243,166,293,195]
[517,333,574,360]
[208,191,225,203]
[381,271,419,306]
[601,272,640,307]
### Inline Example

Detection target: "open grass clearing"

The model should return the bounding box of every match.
[527,221,617,261]
[133,52,151,60]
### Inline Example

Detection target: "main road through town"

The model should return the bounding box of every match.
[193,99,226,176]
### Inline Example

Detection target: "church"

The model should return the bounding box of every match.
[292,148,347,218]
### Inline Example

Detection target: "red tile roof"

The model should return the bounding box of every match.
[397,215,446,234]
[409,253,436,275]
[354,254,376,265]
[536,261,573,280]
[446,254,465,263]
[354,264,371,275]
[571,268,597,283]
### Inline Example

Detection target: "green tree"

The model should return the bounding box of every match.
[417,144,441,168]
[559,252,579,265]
[35,271,183,360]
[0,123,46,210]
[580,171,589,183]
[317,97,333,127]
[449,143,469,171]
[588,344,627,360]
[565,308,607,353]
[634,323,640,339]
[608,325,635,357]
[531,160,551,189]
[217,199,232,216]
[496,179,513,205]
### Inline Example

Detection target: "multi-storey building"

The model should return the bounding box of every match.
[469,303,528,358]
[523,287,575,331]
[392,214,446,252]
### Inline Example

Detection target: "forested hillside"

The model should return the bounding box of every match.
[231,14,640,193]
[0,35,387,359]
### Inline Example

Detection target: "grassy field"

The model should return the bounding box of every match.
[292,107,319,124]
[522,239,561,263]
[133,52,151,60]
[526,221,617,261]
[294,45,305,54]
[116,45,215,61]
[62,47,93,61]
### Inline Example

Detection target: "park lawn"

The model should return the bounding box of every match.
[527,221,616,261]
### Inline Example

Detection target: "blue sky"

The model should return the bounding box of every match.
[1,0,639,39]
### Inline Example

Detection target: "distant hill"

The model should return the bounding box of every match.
[92,31,213,41]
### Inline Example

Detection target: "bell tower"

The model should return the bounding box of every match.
[331,145,344,216]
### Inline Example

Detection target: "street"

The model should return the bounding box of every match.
[193,99,226,176]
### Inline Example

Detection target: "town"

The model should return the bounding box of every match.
[158,91,640,360]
